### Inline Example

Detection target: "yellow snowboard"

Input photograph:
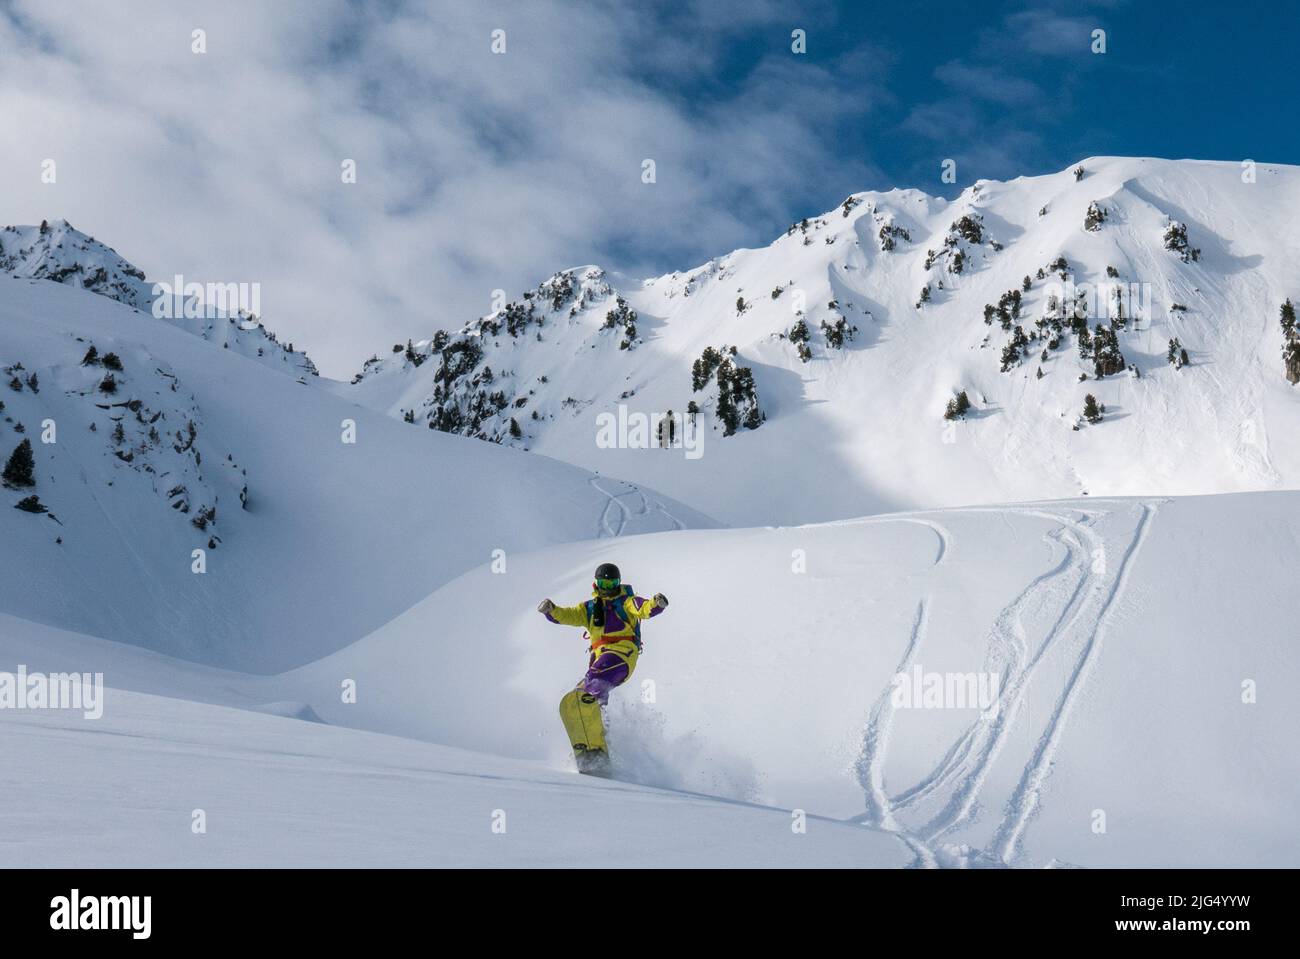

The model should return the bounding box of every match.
[558,688,609,773]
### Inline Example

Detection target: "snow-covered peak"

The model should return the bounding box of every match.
[0,219,152,311]
[1,220,319,380]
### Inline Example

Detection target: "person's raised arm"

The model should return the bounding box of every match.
[627,592,668,620]
[538,598,588,627]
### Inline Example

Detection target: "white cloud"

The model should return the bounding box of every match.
[0,0,881,375]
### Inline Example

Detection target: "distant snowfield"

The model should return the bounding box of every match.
[2,491,1295,867]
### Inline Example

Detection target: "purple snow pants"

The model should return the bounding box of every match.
[580,644,636,705]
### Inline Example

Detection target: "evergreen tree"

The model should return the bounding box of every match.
[1092,325,1127,377]
[1077,326,1093,359]
[2,438,36,488]
[789,319,812,362]
[715,385,737,437]
[943,391,971,420]
[691,347,724,391]
[1281,299,1296,339]
[1083,394,1104,423]
[1000,327,1029,372]
[820,316,856,349]
[81,345,100,366]
[1167,338,1185,368]
[101,352,123,371]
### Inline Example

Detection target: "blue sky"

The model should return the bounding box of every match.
[1,0,1291,374]
[638,0,1296,216]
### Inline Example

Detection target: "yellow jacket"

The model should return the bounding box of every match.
[544,586,663,648]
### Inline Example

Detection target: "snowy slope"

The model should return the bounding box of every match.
[0,277,714,671]
[1,682,907,868]
[347,158,1300,525]
[276,491,1298,868]
[3,490,1295,867]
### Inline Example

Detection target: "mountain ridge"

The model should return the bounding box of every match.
[337,156,1300,524]
[9,157,1300,527]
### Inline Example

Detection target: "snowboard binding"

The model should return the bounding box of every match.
[572,744,612,777]
[559,689,612,776]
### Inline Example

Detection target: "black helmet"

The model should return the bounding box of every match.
[594,562,621,583]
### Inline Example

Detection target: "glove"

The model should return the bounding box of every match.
[653,593,669,609]
[537,599,555,615]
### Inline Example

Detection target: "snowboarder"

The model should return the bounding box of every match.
[537,562,668,775]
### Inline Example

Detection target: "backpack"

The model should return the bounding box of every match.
[586,585,641,645]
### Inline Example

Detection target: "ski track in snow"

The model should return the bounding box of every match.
[830,513,951,568]
[851,598,938,868]
[989,502,1158,863]
[848,501,1159,867]
[589,476,685,536]
[590,476,631,537]
[900,507,1103,843]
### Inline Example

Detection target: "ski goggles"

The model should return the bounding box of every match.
[594,577,621,591]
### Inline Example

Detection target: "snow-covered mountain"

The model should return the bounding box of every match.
[347,157,1300,525]
[0,274,713,670]
[3,156,1298,869]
